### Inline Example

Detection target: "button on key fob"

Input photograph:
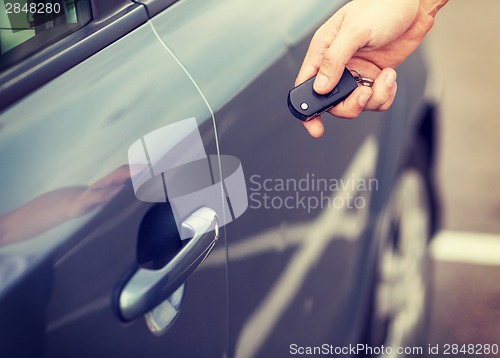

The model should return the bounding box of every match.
[288,68,358,121]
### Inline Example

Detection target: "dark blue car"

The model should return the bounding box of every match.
[0,0,439,356]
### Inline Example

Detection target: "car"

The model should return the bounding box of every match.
[0,0,440,357]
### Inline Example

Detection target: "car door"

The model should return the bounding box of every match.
[146,0,401,356]
[0,1,228,357]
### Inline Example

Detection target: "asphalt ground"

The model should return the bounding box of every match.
[430,232,500,357]
[424,1,500,356]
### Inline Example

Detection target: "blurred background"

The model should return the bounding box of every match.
[424,0,500,350]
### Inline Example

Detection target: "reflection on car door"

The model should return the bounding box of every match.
[0,12,227,358]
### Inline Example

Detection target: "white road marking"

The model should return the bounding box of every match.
[431,230,500,267]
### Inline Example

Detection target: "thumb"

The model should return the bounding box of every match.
[313,28,363,94]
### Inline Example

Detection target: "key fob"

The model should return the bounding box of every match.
[288,68,358,121]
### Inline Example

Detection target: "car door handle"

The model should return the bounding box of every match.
[118,207,218,321]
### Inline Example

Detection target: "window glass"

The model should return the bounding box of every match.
[0,0,91,70]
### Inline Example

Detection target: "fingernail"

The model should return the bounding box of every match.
[385,72,396,87]
[314,74,329,91]
[359,93,370,107]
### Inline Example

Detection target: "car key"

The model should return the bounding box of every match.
[288,68,369,121]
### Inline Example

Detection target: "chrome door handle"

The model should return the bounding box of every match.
[119,207,218,321]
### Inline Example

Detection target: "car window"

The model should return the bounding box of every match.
[0,0,91,71]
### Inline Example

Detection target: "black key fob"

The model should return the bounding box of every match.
[288,68,358,121]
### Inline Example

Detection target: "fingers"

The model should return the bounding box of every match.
[295,12,344,87]
[302,116,325,138]
[295,63,319,88]
[379,82,397,112]
[364,68,397,111]
[301,70,398,138]
[313,27,365,94]
[326,68,398,119]
[328,86,373,119]
[301,86,373,138]
[295,9,368,95]
[301,87,371,138]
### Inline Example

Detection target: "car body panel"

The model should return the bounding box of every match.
[207,52,387,356]
[0,0,433,356]
[145,0,429,355]
[148,0,344,113]
[146,1,425,356]
[0,20,227,357]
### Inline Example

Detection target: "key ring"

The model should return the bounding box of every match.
[350,69,374,87]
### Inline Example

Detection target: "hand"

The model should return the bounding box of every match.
[296,0,437,138]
